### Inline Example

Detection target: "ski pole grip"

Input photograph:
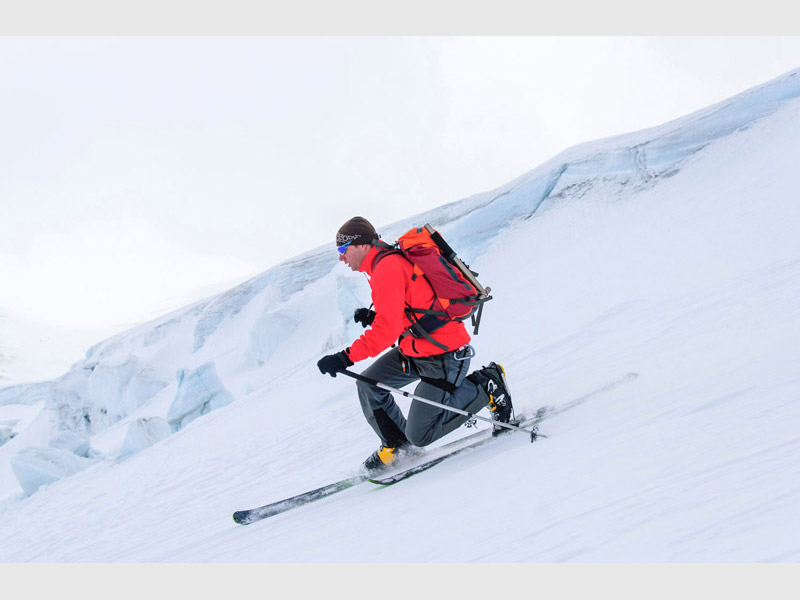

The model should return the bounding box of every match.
[340,369,377,387]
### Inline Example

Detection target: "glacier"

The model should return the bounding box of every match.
[1,67,799,565]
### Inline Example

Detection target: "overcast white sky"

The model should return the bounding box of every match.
[2,36,800,337]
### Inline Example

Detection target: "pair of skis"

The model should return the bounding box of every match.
[232,412,536,526]
[232,372,638,526]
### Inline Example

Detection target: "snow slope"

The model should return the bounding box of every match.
[1,68,799,564]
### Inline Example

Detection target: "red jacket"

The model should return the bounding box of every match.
[347,245,471,362]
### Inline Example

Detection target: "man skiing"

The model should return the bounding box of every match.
[317,216,513,473]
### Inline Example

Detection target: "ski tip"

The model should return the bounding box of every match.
[232,511,250,525]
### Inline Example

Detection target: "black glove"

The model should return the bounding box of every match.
[354,307,376,328]
[317,350,354,377]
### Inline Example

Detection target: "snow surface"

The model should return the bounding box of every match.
[1,68,800,565]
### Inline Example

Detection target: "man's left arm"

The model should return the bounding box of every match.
[317,257,408,377]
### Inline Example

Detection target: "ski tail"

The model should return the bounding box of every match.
[233,475,367,525]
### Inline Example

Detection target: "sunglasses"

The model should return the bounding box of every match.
[337,240,353,254]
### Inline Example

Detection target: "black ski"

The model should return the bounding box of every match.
[232,372,638,525]
[368,411,543,486]
[230,417,513,525]
[233,475,367,525]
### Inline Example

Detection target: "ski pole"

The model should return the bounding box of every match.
[340,369,539,442]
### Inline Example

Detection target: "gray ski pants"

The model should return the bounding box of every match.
[356,346,490,448]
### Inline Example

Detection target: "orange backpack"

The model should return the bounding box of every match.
[374,224,493,350]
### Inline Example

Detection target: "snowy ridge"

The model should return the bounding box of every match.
[1,68,800,561]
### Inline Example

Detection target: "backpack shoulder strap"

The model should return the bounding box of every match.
[370,240,403,271]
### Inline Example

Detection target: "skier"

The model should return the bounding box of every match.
[317,216,513,473]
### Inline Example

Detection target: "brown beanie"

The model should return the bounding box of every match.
[336,216,378,247]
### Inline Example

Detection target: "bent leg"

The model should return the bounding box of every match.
[357,348,418,447]
[405,350,489,447]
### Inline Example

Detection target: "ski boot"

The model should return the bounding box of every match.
[469,362,514,435]
[362,443,417,474]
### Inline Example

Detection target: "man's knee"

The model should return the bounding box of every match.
[406,428,434,447]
